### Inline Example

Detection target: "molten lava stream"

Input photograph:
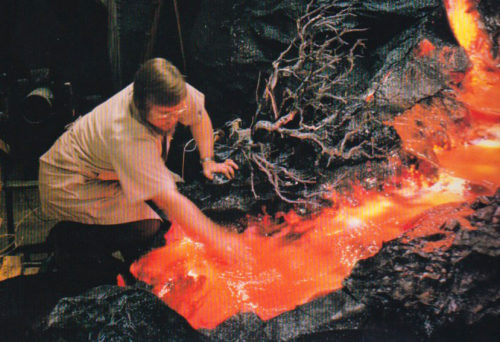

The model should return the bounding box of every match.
[130,167,488,329]
[444,0,500,117]
[440,0,500,186]
[435,125,500,187]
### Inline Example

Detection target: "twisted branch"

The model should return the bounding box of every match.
[218,0,398,206]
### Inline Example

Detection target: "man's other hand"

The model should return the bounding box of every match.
[202,159,239,180]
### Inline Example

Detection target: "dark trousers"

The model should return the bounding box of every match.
[46,219,168,281]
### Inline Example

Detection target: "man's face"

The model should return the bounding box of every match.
[146,100,187,132]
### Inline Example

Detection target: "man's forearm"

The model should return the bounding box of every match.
[189,109,238,180]
[153,189,223,247]
[190,109,214,160]
[153,188,248,262]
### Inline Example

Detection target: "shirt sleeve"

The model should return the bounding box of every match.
[108,133,176,204]
[179,83,205,127]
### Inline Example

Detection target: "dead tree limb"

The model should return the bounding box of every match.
[215,0,400,206]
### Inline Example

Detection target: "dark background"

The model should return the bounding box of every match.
[0,0,461,179]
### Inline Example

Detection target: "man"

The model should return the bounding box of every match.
[39,58,241,275]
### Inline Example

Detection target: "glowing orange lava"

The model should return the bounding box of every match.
[130,0,500,329]
[415,39,436,57]
[435,125,500,186]
[131,170,486,329]
[444,0,500,116]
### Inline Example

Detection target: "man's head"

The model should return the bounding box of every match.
[133,58,187,132]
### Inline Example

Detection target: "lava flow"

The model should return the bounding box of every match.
[130,0,499,329]
[131,170,490,329]
[444,0,500,116]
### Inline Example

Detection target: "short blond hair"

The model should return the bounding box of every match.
[133,58,187,117]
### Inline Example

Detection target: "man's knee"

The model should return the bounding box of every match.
[47,221,85,247]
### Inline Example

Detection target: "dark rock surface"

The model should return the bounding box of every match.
[188,0,308,126]
[367,29,468,113]
[201,290,369,342]
[32,285,207,342]
[344,189,500,340]
[187,0,449,124]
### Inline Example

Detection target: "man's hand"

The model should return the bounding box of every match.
[202,159,239,180]
[209,227,253,265]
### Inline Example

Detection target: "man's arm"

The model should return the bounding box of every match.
[152,188,247,260]
[189,109,238,180]
[189,108,214,161]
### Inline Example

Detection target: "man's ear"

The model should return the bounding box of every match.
[140,100,154,120]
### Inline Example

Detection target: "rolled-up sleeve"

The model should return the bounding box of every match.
[108,134,176,204]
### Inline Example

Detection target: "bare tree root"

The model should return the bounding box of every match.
[216,0,400,206]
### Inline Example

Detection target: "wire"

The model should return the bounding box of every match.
[181,138,197,179]
[0,187,51,257]
[0,234,15,256]
[0,205,42,257]
[13,205,43,247]
[180,130,222,179]
[19,188,52,223]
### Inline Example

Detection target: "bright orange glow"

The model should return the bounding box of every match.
[445,0,500,117]
[129,0,500,330]
[389,96,470,165]
[436,125,500,186]
[444,0,485,53]
[400,203,474,253]
[415,39,436,57]
[117,274,126,287]
[131,167,491,329]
